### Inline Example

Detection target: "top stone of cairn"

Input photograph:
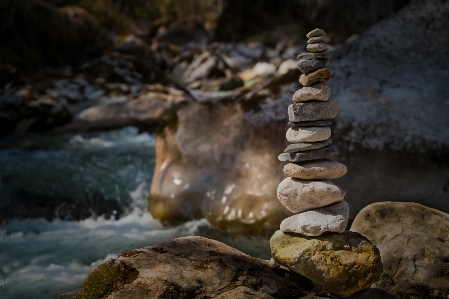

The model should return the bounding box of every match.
[306,28,326,39]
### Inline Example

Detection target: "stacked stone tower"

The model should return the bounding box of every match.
[270,29,383,298]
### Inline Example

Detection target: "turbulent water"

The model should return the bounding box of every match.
[0,127,270,299]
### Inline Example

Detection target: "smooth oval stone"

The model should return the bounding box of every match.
[307,43,329,53]
[283,159,347,179]
[306,28,326,38]
[288,119,332,128]
[297,59,330,74]
[280,200,349,236]
[288,102,338,122]
[299,68,331,86]
[276,177,345,213]
[286,127,331,143]
[284,139,332,153]
[292,83,330,102]
[297,53,332,60]
[278,145,339,162]
[307,36,329,44]
[270,230,383,298]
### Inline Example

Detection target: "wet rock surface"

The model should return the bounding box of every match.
[351,202,449,299]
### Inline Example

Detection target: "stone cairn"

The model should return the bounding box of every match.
[269,29,383,298]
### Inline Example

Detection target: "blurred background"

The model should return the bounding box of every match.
[0,0,448,298]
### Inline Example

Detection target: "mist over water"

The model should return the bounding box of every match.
[0,127,270,299]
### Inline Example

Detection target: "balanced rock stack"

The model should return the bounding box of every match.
[270,29,383,298]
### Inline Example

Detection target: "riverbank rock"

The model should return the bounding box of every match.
[74,236,307,299]
[351,202,449,299]
[271,230,383,298]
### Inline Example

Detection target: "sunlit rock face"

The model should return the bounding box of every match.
[150,0,449,234]
[149,72,298,234]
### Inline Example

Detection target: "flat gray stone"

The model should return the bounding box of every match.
[307,36,330,44]
[286,126,331,143]
[288,120,332,128]
[307,43,329,53]
[278,145,339,162]
[284,139,332,153]
[297,59,330,74]
[283,159,347,179]
[297,53,332,60]
[288,102,338,122]
[280,200,349,236]
[306,28,326,38]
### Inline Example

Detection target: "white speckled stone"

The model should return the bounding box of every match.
[292,83,330,102]
[280,200,349,236]
[283,159,347,179]
[277,178,345,213]
[286,127,331,143]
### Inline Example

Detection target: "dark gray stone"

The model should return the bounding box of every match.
[278,145,339,162]
[288,102,339,122]
[288,120,333,128]
[308,36,330,44]
[284,139,332,153]
[297,53,332,60]
[297,59,330,74]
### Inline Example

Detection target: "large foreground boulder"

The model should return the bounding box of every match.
[149,0,449,234]
[74,236,307,299]
[351,202,449,299]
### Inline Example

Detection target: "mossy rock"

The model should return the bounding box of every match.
[74,259,138,299]
[270,230,383,298]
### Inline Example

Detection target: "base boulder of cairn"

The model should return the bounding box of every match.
[271,231,383,298]
[271,28,382,298]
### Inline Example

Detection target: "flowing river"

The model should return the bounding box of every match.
[0,127,270,299]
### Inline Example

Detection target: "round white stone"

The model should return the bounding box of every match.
[283,159,347,179]
[280,200,349,236]
[277,178,345,213]
[286,127,331,143]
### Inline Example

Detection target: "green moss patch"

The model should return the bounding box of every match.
[74,259,138,299]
